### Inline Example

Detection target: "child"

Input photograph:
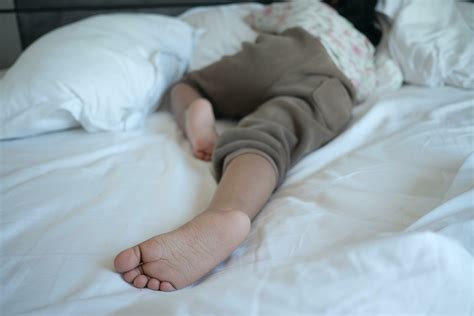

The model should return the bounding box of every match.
[114,0,381,292]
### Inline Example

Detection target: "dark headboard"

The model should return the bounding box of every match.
[13,0,275,48]
[0,0,277,67]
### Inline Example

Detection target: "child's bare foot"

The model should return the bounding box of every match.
[184,99,218,161]
[114,210,250,291]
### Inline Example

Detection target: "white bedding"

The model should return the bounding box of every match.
[1,84,473,315]
[378,0,474,89]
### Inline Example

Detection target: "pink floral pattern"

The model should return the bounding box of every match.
[248,0,377,102]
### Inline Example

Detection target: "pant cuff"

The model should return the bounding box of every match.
[222,148,279,183]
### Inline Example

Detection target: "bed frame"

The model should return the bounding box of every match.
[9,0,277,48]
[0,0,278,68]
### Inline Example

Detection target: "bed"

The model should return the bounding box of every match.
[1,0,473,315]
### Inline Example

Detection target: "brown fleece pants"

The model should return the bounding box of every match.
[181,27,356,186]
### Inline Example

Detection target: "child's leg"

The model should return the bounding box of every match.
[114,152,277,291]
[114,74,352,292]
[170,82,218,161]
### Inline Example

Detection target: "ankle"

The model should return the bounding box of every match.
[186,98,212,119]
[202,209,251,236]
[190,98,212,107]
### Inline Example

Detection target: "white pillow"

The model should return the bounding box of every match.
[373,14,403,95]
[0,13,197,140]
[179,3,263,71]
[377,0,474,89]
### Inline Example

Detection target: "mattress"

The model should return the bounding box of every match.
[2,0,474,313]
[1,84,473,315]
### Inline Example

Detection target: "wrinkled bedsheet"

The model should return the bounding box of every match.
[1,85,473,315]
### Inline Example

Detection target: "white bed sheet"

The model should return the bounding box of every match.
[1,85,473,315]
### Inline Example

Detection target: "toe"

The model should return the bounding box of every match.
[195,149,212,161]
[147,278,161,291]
[194,149,205,160]
[114,246,142,273]
[159,281,176,292]
[123,266,143,283]
[133,275,149,289]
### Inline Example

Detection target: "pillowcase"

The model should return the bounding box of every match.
[373,13,403,95]
[247,0,378,103]
[378,0,474,89]
[179,3,263,71]
[0,13,197,140]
